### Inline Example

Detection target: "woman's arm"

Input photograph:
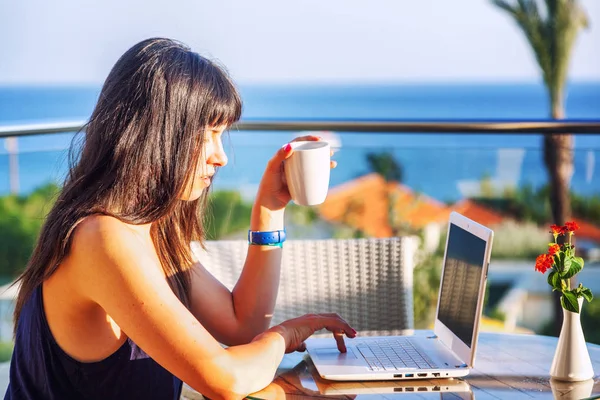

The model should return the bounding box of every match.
[66,216,286,398]
[189,136,324,345]
[189,205,284,346]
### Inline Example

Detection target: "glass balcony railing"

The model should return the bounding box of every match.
[1,120,599,344]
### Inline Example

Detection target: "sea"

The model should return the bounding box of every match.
[1,83,599,203]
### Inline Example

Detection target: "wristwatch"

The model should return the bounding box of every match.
[248,229,287,247]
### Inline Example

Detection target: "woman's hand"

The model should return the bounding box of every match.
[256,135,337,211]
[267,313,357,354]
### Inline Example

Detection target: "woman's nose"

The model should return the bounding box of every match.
[208,141,228,167]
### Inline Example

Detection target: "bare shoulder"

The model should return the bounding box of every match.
[74,214,138,243]
[63,215,154,294]
[70,215,149,258]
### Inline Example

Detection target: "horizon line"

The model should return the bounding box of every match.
[1,79,600,88]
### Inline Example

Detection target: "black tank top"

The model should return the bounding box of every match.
[4,285,183,399]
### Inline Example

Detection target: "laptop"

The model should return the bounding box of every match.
[305,211,494,381]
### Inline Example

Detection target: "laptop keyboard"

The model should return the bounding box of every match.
[356,338,439,371]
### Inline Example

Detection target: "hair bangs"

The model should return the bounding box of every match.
[208,91,242,128]
[194,56,242,129]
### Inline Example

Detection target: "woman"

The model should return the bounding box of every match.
[5,38,355,400]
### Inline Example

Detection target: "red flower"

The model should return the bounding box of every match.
[535,254,554,274]
[565,221,580,232]
[548,244,560,256]
[550,224,563,235]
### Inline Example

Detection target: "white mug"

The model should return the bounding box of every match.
[284,141,331,206]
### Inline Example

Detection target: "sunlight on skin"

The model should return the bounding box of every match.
[107,315,125,341]
[248,382,287,400]
[180,125,228,201]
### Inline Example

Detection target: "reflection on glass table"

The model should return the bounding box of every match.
[295,359,473,398]
[182,332,600,399]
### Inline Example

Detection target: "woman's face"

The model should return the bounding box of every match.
[180,125,228,201]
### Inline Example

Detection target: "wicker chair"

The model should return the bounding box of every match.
[191,237,418,336]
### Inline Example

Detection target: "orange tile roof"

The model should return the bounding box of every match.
[319,174,450,237]
[387,182,451,229]
[320,174,600,244]
[319,174,392,237]
[572,218,600,243]
[451,199,506,227]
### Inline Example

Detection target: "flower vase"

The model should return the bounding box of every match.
[549,297,594,381]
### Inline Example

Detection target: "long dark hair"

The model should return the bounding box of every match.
[13,38,242,328]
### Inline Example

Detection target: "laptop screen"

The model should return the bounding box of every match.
[437,223,487,348]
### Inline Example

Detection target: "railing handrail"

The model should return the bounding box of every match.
[1,119,600,138]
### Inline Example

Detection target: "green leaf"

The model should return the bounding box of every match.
[560,257,579,279]
[581,288,594,303]
[547,270,561,291]
[574,256,584,268]
[558,252,566,273]
[553,253,561,267]
[561,257,582,279]
[561,291,580,313]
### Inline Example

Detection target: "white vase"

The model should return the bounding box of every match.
[549,297,594,381]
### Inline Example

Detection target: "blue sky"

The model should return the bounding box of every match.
[1,0,598,84]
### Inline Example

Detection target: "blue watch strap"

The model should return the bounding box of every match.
[248,229,286,246]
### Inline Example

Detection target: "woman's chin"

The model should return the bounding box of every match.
[179,186,208,202]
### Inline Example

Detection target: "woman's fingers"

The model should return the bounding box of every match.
[265,143,293,173]
[319,313,356,336]
[315,314,356,340]
[332,330,347,353]
[286,136,337,169]
[291,135,320,143]
[276,313,355,354]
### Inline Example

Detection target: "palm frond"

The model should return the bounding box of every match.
[490,0,589,105]
[492,0,552,86]
[492,0,518,16]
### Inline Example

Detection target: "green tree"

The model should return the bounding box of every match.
[492,0,589,334]
[491,0,588,227]
[366,152,407,236]
[572,192,600,226]
[581,299,600,345]
[366,152,403,183]
[413,252,443,328]
[205,190,253,240]
[0,186,253,276]
[0,183,59,279]
[479,173,496,198]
